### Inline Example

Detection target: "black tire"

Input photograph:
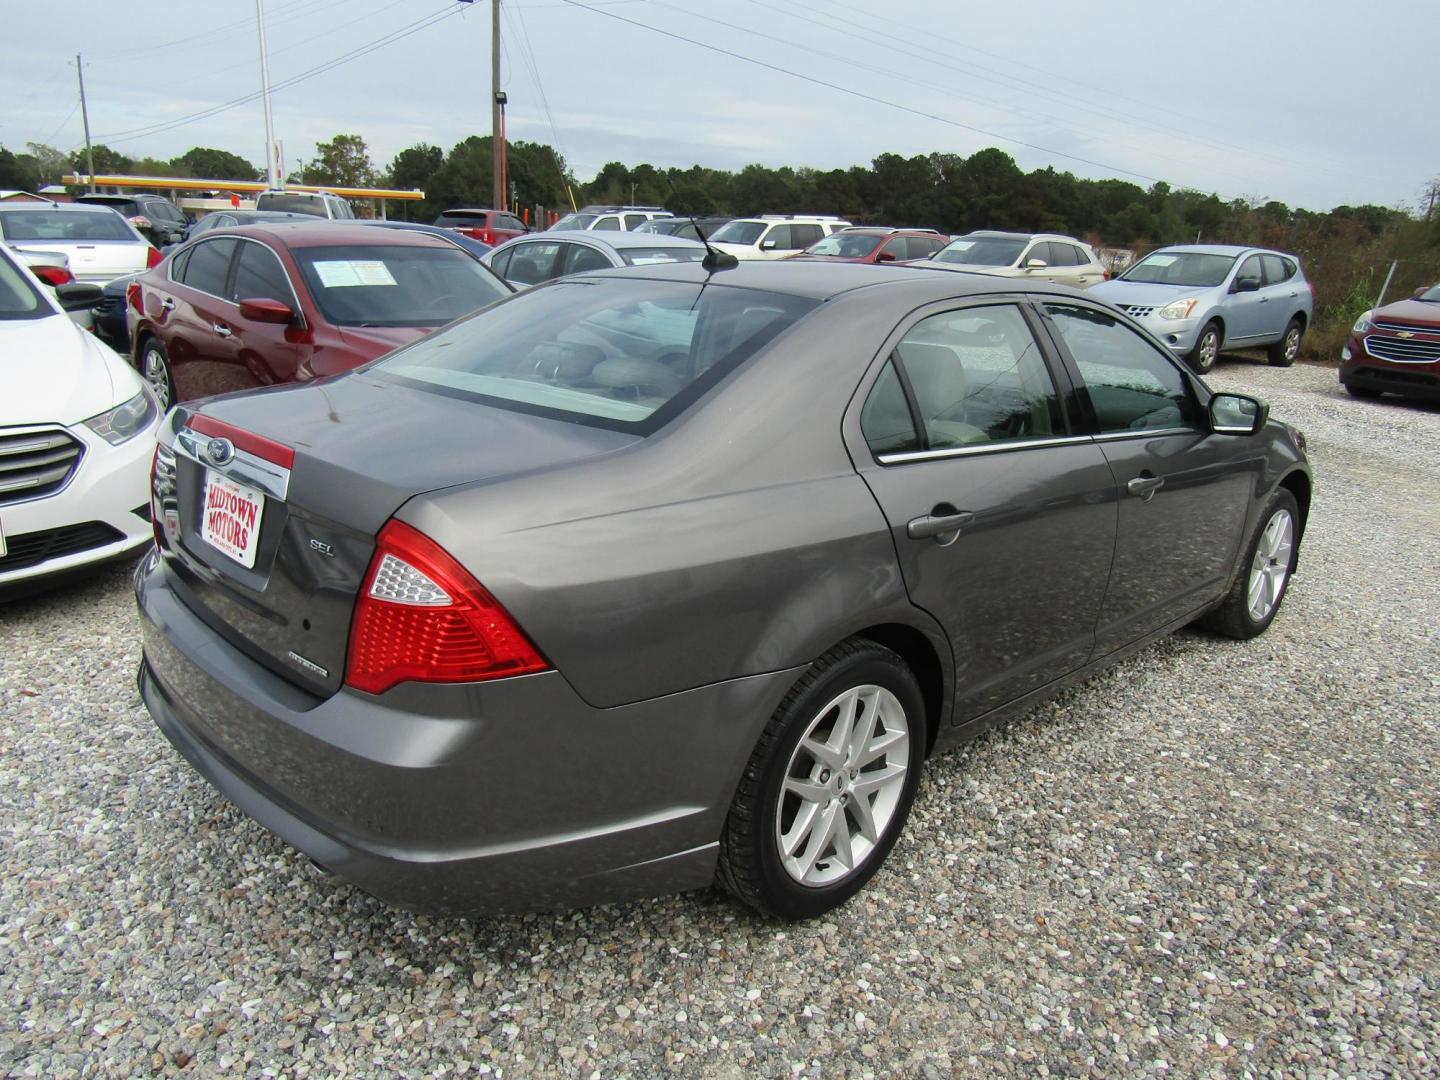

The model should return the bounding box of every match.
[1268,317,1303,367]
[716,639,926,920]
[1344,382,1381,400]
[1187,321,1221,374]
[137,336,175,410]
[1201,488,1300,640]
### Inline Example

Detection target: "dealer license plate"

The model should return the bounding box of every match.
[200,471,265,568]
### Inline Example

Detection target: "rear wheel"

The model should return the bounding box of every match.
[1187,321,1221,374]
[1202,489,1299,640]
[717,639,925,920]
[138,337,174,410]
[1268,318,1303,366]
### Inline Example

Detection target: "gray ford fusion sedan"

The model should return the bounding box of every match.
[135,260,1311,920]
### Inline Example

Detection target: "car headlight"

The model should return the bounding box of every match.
[1352,310,1374,334]
[84,388,157,446]
[1158,298,1198,320]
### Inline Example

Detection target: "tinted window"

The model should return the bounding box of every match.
[435,212,489,227]
[877,239,908,261]
[504,241,561,284]
[1261,255,1293,285]
[552,213,597,230]
[789,224,823,249]
[488,246,514,277]
[1024,242,1052,266]
[230,241,294,305]
[618,246,706,267]
[934,236,1026,267]
[860,360,920,454]
[592,216,621,231]
[180,238,237,296]
[1235,255,1263,288]
[896,304,1063,448]
[710,221,766,245]
[806,233,884,258]
[1045,303,1198,432]
[376,279,818,431]
[256,193,329,217]
[623,214,647,230]
[1122,251,1236,287]
[0,251,47,320]
[0,209,136,242]
[499,214,526,232]
[291,243,510,326]
[1048,243,1082,267]
[564,244,613,274]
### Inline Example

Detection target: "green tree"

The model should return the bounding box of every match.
[302,134,378,188]
[0,146,24,189]
[71,144,134,177]
[388,143,443,192]
[171,147,260,181]
[25,142,71,187]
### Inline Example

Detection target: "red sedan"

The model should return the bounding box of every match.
[127,223,512,407]
[784,228,947,265]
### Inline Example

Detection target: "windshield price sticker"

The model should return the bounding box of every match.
[313,260,398,288]
[1146,254,1178,266]
[201,471,265,568]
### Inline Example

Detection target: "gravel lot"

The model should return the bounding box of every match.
[2,359,1437,1079]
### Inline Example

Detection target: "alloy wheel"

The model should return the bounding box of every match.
[143,347,171,409]
[774,684,910,887]
[1247,508,1294,622]
[1284,328,1300,362]
[1196,330,1218,371]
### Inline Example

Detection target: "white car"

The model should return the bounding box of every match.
[0,245,160,594]
[708,215,853,261]
[0,202,161,285]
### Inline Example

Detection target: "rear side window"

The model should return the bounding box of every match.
[1261,255,1294,285]
[860,360,920,454]
[592,216,621,231]
[179,238,237,296]
[624,214,647,230]
[1045,303,1198,432]
[563,244,612,274]
[504,241,561,284]
[376,280,819,432]
[789,224,823,249]
[230,241,294,305]
[893,304,1063,448]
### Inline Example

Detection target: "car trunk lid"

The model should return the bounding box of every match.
[161,372,640,697]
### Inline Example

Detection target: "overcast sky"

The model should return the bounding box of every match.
[3,0,1434,212]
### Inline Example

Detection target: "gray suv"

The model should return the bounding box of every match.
[1092,245,1313,373]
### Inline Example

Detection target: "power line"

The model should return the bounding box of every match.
[556,0,1159,183]
[91,5,462,145]
[506,1,574,188]
[87,0,326,61]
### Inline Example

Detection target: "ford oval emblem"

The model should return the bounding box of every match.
[206,437,236,466]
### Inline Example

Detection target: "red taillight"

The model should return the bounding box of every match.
[32,265,74,286]
[146,246,163,269]
[1102,269,1111,281]
[129,215,153,230]
[346,520,549,695]
[126,281,143,313]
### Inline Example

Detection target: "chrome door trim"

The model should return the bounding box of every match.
[877,434,1092,466]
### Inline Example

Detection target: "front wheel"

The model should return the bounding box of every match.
[1268,318,1303,366]
[1201,489,1300,640]
[138,337,175,410]
[716,639,925,920]
[1187,322,1221,374]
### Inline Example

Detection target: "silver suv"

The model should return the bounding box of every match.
[254,189,355,220]
[1091,245,1313,373]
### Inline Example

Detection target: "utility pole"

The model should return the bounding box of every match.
[76,54,95,192]
[256,0,279,188]
[492,0,503,210]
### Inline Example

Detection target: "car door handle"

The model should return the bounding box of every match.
[160,298,175,312]
[1258,296,1269,303]
[906,509,974,541]
[212,323,233,337]
[1126,475,1165,501]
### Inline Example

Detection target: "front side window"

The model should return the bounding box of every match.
[763,225,793,250]
[230,241,295,306]
[1045,303,1198,433]
[892,304,1063,450]
[1122,250,1236,287]
[552,213,597,231]
[292,243,510,326]
[375,279,818,431]
[0,209,137,242]
[179,238,237,296]
[933,236,1027,268]
[710,220,766,246]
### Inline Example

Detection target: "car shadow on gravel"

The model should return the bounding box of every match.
[0,559,136,617]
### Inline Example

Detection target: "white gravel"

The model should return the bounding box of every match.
[2,359,1437,1079]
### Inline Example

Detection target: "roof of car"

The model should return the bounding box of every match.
[503,229,703,252]
[568,257,1067,302]
[201,222,458,249]
[437,208,506,215]
[960,230,1086,243]
[1151,244,1273,257]
[0,201,130,212]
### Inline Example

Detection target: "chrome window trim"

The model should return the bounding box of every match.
[230,235,303,316]
[167,235,238,301]
[876,434,1092,465]
[175,427,290,501]
[1092,426,1199,442]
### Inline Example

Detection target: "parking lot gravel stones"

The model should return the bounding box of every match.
[2,359,1437,1078]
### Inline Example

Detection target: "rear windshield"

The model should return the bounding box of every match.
[374,279,818,432]
[290,244,511,327]
[710,221,766,245]
[256,194,330,217]
[1121,251,1237,287]
[552,213,597,230]
[0,209,136,242]
[618,246,706,267]
[933,237,1025,267]
[0,252,48,320]
[434,212,489,226]
[78,196,141,214]
[805,233,884,258]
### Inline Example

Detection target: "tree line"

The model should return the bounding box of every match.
[2,134,1435,358]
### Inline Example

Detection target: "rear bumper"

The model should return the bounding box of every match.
[135,553,801,914]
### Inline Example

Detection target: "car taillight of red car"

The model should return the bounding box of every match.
[146,247,164,269]
[30,265,74,286]
[126,281,143,313]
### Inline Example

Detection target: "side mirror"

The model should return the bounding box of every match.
[1414,286,1431,299]
[1209,392,1268,436]
[1025,258,1048,270]
[54,282,104,311]
[238,297,296,324]
[875,250,896,263]
[1232,276,1261,293]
